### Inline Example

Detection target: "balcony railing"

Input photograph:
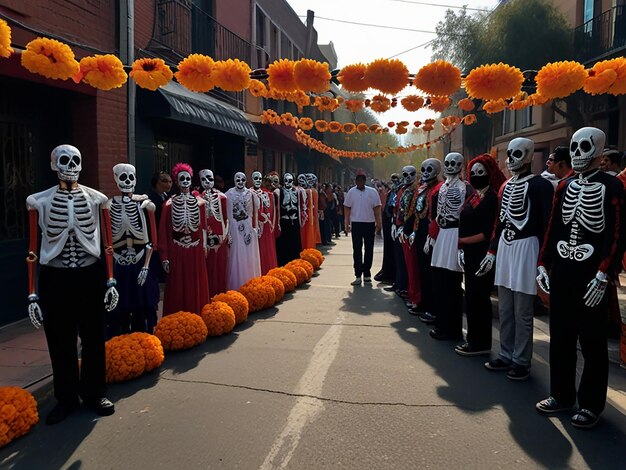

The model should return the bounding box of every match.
[574,5,626,63]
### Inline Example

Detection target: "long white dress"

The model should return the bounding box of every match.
[225,187,262,290]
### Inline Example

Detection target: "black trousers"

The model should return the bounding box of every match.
[415,223,433,312]
[378,211,396,281]
[433,267,463,337]
[393,237,408,291]
[351,222,375,277]
[277,220,302,265]
[40,263,107,404]
[464,245,494,350]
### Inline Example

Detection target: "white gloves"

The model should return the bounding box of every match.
[475,253,496,277]
[536,266,550,294]
[583,271,608,308]
[457,249,465,271]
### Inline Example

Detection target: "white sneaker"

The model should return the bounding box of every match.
[351,277,362,286]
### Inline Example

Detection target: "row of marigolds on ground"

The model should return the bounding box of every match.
[0,249,325,449]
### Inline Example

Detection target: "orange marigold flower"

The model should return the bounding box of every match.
[127,332,164,372]
[175,54,215,92]
[201,301,236,336]
[267,58,297,93]
[370,94,391,113]
[428,96,451,113]
[585,57,626,95]
[0,19,13,58]
[212,58,251,91]
[239,279,274,312]
[414,121,422,127]
[315,120,329,132]
[248,78,268,97]
[0,387,38,448]
[344,99,364,113]
[154,311,208,351]
[337,63,369,92]
[395,126,408,135]
[329,121,342,133]
[388,121,396,128]
[281,112,295,127]
[414,60,461,97]
[482,99,508,114]
[21,37,79,81]
[508,92,530,110]
[370,123,382,133]
[400,95,424,112]
[458,98,475,111]
[424,118,436,125]
[464,63,523,101]
[584,69,618,95]
[130,58,173,90]
[299,117,314,131]
[294,90,311,107]
[74,54,127,90]
[267,267,298,292]
[300,248,324,267]
[212,290,249,324]
[284,264,308,285]
[294,59,331,93]
[105,334,146,383]
[357,123,370,133]
[463,114,477,126]
[287,259,314,279]
[365,58,409,96]
[343,123,357,134]
[261,275,286,302]
[535,61,586,100]
[422,123,435,132]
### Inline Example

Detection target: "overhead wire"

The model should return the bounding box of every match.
[297,15,468,36]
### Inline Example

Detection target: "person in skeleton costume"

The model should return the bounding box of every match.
[226,172,262,289]
[276,173,304,265]
[251,170,278,274]
[107,164,159,337]
[476,138,553,380]
[307,174,323,245]
[265,171,282,241]
[374,173,400,284]
[535,128,623,428]
[158,163,210,315]
[26,144,118,424]
[455,155,505,355]
[426,153,473,340]
[298,174,315,249]
[411,159,441,323]
[388,172,410,299]
[199,168,229,296]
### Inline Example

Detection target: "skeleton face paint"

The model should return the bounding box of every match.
[443,152,464,177]
[401,165,417,185]
[177,171,192,190]
[234,172,246,190]
[113,163,136,194]
[306,173,317,187]
[570,127,606,172]
[252,171,263,189]
[470,162,489,189]
[420,158,441,183]
[284,173,294,189]
[51,145,82,183]
[506,138,534,173]
[297,174,308,188]
[199,169,215,190]
[270,175,280,189]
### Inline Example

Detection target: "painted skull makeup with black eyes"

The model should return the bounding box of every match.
[177,171,192,189]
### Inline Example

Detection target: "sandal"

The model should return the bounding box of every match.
[571,409,599,429]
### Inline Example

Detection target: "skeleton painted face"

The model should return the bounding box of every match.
[234,172,246,190]
[506,138,534,173]
[470,162,489,189]
[420,158,441,183]
[199,169,215,190]
[443,152,464,176]
[270,175,280,189]
[113,163,136,193]
[570,127,605,172]
[51,144,82,183]
[252,171,263,189]
[306,173,317,187]
[284,173,294,189]
[177,171,192,189]
[297,174,308,188]
[401,165,417,185]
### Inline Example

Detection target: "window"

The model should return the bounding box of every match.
[154,140,192,175]
[500,107,533,135]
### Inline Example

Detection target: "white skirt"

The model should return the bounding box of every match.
[495,236,539,295]
[432,227,462,272]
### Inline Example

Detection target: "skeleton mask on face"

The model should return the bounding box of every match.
[306,173,317,188]
[470,162,489,189]
[420,158,441,183]
[252,171,263,189]
[401,165,417,185]
[443,152,464,177]
[506,138,534,173]
[113,163,136,194]
[199,169,215,190]
[234,172,246,190]
[177,171,192,190]
[570,127,606,172]
[51,145,82,183]
[284,173,294,189]
[297,174,308,188]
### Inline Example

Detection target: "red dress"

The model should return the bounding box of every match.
[301,188,316,249]
[203,189,229,296]
[312,189,322,245]
[158,194,210,316]
[256,187,278,274]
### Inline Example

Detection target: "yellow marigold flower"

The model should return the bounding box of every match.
[370,94,391,113]
[175,54,215,92]
[0,19,13,58]
[267,58,297,93]
[0,387,38,448]
[298,117,314,131]
[365,58,409,96]
[267,267,297,292]
[464,63,523,101]
[75,54,127,90]
[201,301,236,336]
[342,123,357,135]
[315,120,329,132]
[105,334,146,383]
[400,95,424,112]
[21,37,79,81]
[344,99,364,113]
[329,121,342,133]
[428,96,451,113]
[463,114,477,125]
[482,99,508,114]
[248,79,268,97]
[337,63,369,92]
[535,61,586,100]
[585,57,626,95]
[212,290,249,324]
[294,59,331,93]
[129,58,173,90]
[458,98,475,111]
[357,123,370,134]
[212,58,251,91]
[414,60,461,97]
[261,275,286,302]
[154,311,208,351]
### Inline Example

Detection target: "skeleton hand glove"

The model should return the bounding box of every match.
[583,271,608,308]
[475,253,495,277]
[104,279,119,312]
[391,225,397,241]
[536,266,550,294]
[457,249,465,271]
[27,295,43,329]
[137,267,149,286]
[423,235,434,255]
[408,232,415,246]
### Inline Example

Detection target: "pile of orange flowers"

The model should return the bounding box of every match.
[129,332,165,372]
[300,249,324,270]
[239,277,276,312]
[267,267,298,293]
[285,259,314,283]
[0,19,13,59]
[200,301,236,336]
[212,290,249,325]
[105,332,165,383]
[261,275,286,302]
[154,311,208,351]
[0,387,38,448]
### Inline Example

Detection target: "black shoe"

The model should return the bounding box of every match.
[429,329,462,341]
[418,312,437,324]
[536,396,574,415]
[507,366,530,381]
[46,401,79,425]
[397,290,409,300]
[84,397,115,416]
[374,272,384,282]
[407,306,421,316]
[454,342,491,357]
[571,409,600,429]
[484,358,510,371]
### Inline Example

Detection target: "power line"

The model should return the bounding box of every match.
[387,39,434,59]
[387,0,490,11]
[299,15,467,36]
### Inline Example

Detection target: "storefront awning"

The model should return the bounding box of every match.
[156,82,258,141]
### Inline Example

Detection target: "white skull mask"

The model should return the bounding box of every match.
[51,144,82,183]
[570,127,605,172]
[177,171,192,189]
[252,171,263,189]
[420,158,441,183]
[443,152,464,176]
[401,165,417,185]
[284,173,294,189]
[306,173,317,187]
[199,169,214,190]
[297,174,308,188]
[234,172,246,190]
[470,162,487,178]
[506,138,534,173]
[113,163,136,193]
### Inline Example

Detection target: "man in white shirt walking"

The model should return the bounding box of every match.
[344,169,382,285]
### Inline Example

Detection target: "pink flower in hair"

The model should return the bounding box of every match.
[172,162,193,180]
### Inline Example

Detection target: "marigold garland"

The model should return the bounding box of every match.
[584,69,618,95]
[261,275,286,302]
[342,123,357,135]
[463,114,477,125]
[400,95,424,112]
[294,59,331,93]
[175,54,215,92]
[21,37,79,81]
[267,267,298,292]
[458,98,475,111]
[200,301,236,336]
[249,79,268,97]
[508,92,531,110]
[315,120,329,132]
[365,58,409,96]
[212,290,249,324]
[535,61,587,100]
[0,19,13,59]
[74,54,127,90]
[329,121,342,133]
[428,96,451,113]
[129,58,173,91]
[585,57,626,95]
[482,99,508,114]
[357,123,370,134]
[212,58,251,92]
[0,387,38,448]
[396,126,408,135]
[267,58,297,93]
[154,311,208,351]
[344,99,364,113]
[369,95,391,113]
[298,117,314,131]
[414,60,461,97]
[464,63,523,101]
[105,334,146,383]
[337,63,369,92]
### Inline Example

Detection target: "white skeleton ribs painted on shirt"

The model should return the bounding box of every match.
[110,195,150,265]
[499,173,533,242]
[171,193,201,248]
[436,178,466,227]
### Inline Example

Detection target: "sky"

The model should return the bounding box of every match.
[285,0,500,125]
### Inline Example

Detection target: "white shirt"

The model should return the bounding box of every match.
[343,186,381,223]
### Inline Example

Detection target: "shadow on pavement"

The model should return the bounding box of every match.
[340,283,401,316]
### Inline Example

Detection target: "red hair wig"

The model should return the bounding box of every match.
[467,154,506,192]
[172,162,193,180]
